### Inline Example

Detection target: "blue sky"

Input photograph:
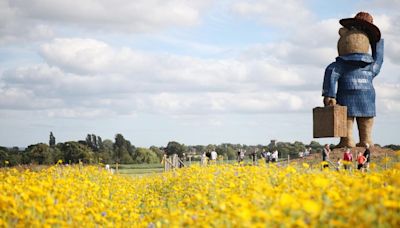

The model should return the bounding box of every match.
[1,0,399,147]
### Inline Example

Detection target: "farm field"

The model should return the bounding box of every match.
[1,153,400,227]
[113,164,164,176]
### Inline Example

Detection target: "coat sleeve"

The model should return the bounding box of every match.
[322,63,340,98]
[372,39,384,76]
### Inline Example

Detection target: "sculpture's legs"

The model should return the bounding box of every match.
[356,117,374,147]
[337,116,355,148]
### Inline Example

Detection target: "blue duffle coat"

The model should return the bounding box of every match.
[322,40,384,117]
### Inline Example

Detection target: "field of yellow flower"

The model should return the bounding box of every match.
[1,163,399,227]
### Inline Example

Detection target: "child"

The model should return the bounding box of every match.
[343,148,353,170]
[357,151,366,172]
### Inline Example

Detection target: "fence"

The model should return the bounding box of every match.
[163,152,399,172]
[162,154,185,171]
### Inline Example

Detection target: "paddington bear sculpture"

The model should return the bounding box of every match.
[322,12,384,148]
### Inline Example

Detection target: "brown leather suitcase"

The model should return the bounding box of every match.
[313,105,347,138]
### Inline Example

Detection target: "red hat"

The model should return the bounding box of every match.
[340,12,381,43]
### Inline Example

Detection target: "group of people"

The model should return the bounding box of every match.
[322,144,371,172]
[260,149,279,163]
[201,150,218,165]
[298,148,312,158]
[236,149,279,164]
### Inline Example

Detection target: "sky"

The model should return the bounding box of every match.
[0,0,399,148]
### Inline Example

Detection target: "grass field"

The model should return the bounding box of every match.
[108,163,164,176]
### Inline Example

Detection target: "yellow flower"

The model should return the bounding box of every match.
[303,200,321,217]
[1,162,399,227]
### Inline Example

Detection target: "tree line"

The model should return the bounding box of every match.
[1,132,397,167]
[0,133,163,167]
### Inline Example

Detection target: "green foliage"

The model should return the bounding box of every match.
[60,141,94,164]
[166,141,184,157]
[25,143,53,165]
[384,144,400,150]
[97,139,113,164]
[113,134,134,164]
[49,132,56,147]
[84,133,103,152]
[275,141,307,159]
[149,146,164,160]
[307,141,323,150]
[133,148,159,164]
[0,148,8,167]
[225,147,237,160]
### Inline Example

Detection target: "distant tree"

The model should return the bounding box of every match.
[0,147,8,167]
[149,146,164,160]
[113,134,133,163]
[92,134,97,150]
[61,141,94,164]
[166,141,184,157]
[226,147,237,160]
[83,133,103,152]
[25,143,52,164]
[85,134,93,150]
[133,148,159,164]
[307,141,323,152]
[215,144,237,160]
[384,144,400,150]
[97,136,103,149]
[293,141,306,152]
[98,139,113,164]
[49,132,56,147]
[206,144,215,152]
[193,145,205,154]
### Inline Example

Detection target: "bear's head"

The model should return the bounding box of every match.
[337,12,381,56]
[337,27,370,56]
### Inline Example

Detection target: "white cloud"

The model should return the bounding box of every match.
[0,0,213,44]
[377,14,400,64]
[147,92,307,115]
[364,0,400,12]
[0,0,55,44]
[10,0,211,32]
[40,38,116,74]
[0,87,63,110]
[1,37,311,117]
[231,0,312,28]
[47,108,115,118]
[38,37,306,89]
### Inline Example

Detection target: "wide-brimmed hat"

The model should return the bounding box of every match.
[339,12,381,43]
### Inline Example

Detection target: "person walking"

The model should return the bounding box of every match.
[210,150,218,164]
[201,151,207,166]
[357,151,366,172]
[343,148,353,170]
[266,151,271,163]
[251,149,258,165]
[322,144,331,168]
[363,143,371,171]
[271,149,278,163]
[237,149,245,163]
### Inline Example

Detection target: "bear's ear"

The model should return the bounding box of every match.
[339,27,348,37]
